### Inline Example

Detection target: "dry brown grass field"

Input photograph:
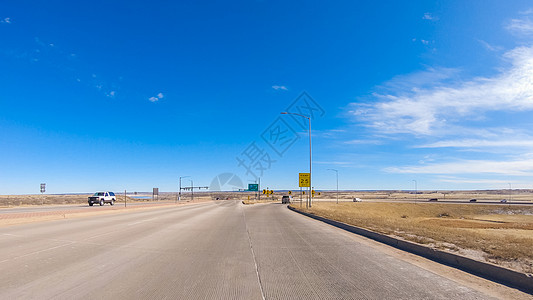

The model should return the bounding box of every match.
[309,189,533,203]
[291,201,533,274]
[0,193,213,207]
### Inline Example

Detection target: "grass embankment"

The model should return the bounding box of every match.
[292,202,533,273]
[0,194,190,207]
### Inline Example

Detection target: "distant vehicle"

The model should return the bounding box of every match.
[88,192,116,206]
[353,198,362,202]
[428,198,438,202]
[281,195,292,204]
[469,199,477,203]
[500,199,507,203]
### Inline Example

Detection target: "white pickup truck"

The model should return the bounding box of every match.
[88,192,116,206]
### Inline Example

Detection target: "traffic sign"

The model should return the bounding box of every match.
[248,184,259,191]
[312,190,315,195]
[263,189,267,194]
[288,191,292,195]
[302,191,305,195]
[299,173,310,187]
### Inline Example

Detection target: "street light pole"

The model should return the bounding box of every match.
[328,169,339,204]
[190,179,194,202]
[179,176,190,202]
[412,180,417,201]
[281,112,312,208]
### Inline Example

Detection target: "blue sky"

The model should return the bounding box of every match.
[2,1,533,194]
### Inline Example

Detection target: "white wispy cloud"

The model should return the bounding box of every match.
[435,176,515,185]
[506,17,533,35]
[1,17,11,24]
[148,92,164,102]
[422,13,434,20]
[349,46,533,136]
[477,39,503,52]
[519,8,533,15]
[416,139,533,149]
[272,85,288,91]
[385,158,533,176]
[315,161,353,166]
[344,139,384,145]
[378,66,459,92]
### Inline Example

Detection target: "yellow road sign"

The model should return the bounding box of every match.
[299,173,310,187]
[302,191,305,195]
[288,191,292,195]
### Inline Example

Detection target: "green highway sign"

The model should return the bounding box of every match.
[248,184,259,191]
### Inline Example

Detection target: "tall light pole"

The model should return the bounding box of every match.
[281,112,312,208]
[179,176,190,202]
[328,169,339,204]
[190,179,194,202]
[412,180,417,201]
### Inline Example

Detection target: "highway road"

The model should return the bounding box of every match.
[0,200,521,299]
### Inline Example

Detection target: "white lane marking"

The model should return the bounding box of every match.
[2,233,24,237]
[128,217,158,226]
[0,241,75,264]
[241,204,266,300]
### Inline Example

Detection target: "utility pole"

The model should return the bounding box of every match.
[181,180,208,202]
[412,180,417,201]
[179,176,190,202]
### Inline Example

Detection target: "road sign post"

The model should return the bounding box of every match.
[299,173,310,208]
[153,188,159,201]
[300,187,302,208]
[40,183,46,205]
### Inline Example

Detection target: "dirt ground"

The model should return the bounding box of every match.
[290,201,533,275]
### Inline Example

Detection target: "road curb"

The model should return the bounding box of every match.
[287,205,533,294]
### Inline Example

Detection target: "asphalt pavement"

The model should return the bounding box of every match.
[0,200,509,299]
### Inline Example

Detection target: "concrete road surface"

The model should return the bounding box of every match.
[0,201,519,299]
